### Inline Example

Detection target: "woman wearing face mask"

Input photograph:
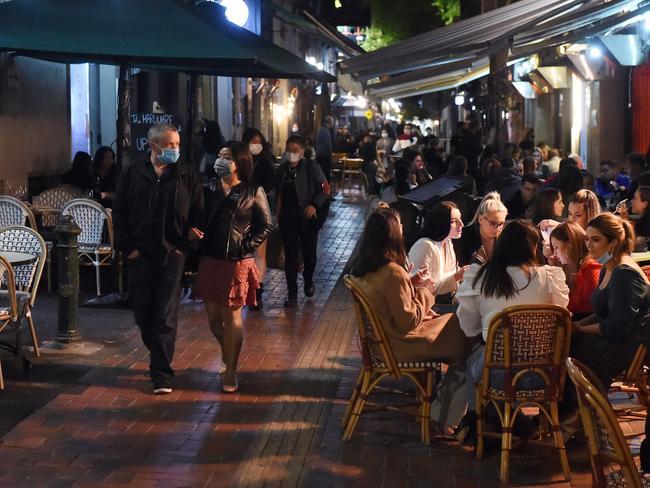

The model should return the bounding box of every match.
[192,141,273,392]
[276,134,330,308]
[549,221,601,319]
[454,192,508,266]
[409,202,468,301]
[572,213,650,391]
[241,128,275,310]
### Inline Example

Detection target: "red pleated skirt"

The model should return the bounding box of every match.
[192,256,260,308]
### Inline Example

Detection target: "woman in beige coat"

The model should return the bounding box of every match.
[349,205,468,365]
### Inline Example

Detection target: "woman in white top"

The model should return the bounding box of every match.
[453,220,569,444]
[408,201,468,298]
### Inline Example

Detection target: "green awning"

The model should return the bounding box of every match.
[0,0,335,82]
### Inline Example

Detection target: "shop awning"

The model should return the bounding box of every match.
[0,0,335,82]
[348,0,650,99]
[301,9,366,59]
[339,0,583,80]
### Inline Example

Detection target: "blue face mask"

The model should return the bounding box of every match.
[151,141,180,165]
[596,251,613,265]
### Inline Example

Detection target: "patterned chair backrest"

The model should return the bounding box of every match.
[566,357,643,488]
[0,254,18,322]
[344,275,401,379]
[0,196,36,229]
[0,226,46,305]
[61,199,112,250]
[484,304,572,402]
[36,185,86,209]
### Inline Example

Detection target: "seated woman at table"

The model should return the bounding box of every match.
[408,202,468,302]
[453,192,507,266]
[548,221,601,319]
[93,146,117,208]
[454,220,569,444]
[572,213,650,391]
[62,151,94,192]
[349,204,468,363]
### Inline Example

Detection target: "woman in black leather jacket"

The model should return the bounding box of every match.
[192,141,273,392]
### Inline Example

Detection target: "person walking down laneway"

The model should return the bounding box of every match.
[192,142,273,393]
[315,115,334,183]
[114,123,205,395]
[277,134,330,308]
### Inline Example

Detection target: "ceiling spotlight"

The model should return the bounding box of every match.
[588,46,602,58]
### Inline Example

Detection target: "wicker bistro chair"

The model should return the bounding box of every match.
[566,358,648,488]
[0,227,46,357]
[61,199,120,296]
[0,196,37,229]
[476,304,573,483]
[342,275,442,445]
[0,255,24,389]
[32,185,85,291]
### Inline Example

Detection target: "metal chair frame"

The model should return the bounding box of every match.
[566,357,645,488]
[342,275,442,445]
[0,226,47,357]
[61,198,121,296]
[476,304,573,483]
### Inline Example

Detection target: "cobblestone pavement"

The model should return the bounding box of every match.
[0,193,643,487]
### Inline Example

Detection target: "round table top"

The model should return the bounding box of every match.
[0,251,37,266]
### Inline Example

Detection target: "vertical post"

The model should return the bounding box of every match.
[55,215,81,343]
[115,62,130,175]
[186,74,198,163]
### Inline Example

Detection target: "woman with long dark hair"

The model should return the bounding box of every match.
[453,220,569,443]
[408,202,467,300]
[531,187,564,225]
[349,205,468,363]
[193,141,273,392]
[241,127,275,309]
[93,146,116,207]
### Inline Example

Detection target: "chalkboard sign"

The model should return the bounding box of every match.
[129,113,182,158]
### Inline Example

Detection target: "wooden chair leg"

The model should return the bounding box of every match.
[420,369,434,445]
[499,402,513,483]
[343,370,372,442]
[341,369,365,429]
[550,401,571,481]
[0,356,4,389]
[26,310,39,358]
[476,387,485,461]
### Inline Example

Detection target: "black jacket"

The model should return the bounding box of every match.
[202,182,273,261]
[113,155,204,260]
[276,158,329,223]
[252,153,276,194]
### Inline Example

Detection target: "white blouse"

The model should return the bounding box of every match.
[456,264,569,341]
[408,238,458,296]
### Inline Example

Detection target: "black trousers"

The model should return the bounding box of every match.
[280,218,319,297]
[128,252,185,382]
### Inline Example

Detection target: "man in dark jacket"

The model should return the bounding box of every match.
[506,173,540,219]
[276,134,330,308]
[113,123,204,394]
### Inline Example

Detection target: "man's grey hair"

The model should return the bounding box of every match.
[323,115,334,126]
[148,123,178,143]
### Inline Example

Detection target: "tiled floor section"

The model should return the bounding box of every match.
[0,192,645,487]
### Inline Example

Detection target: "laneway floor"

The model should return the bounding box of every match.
[0,193,641,487]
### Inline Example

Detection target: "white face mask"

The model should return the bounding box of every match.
[249,143,263,156]
[289,152,302,163]
[381,132,389,138]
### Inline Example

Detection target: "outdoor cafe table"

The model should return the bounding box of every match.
[397,176,465,207]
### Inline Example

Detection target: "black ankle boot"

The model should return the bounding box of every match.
[250,284,264,311]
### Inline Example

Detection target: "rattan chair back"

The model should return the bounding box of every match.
[344,275,401,380]
[0,196,36,229]
[61,199,113,250]
[0,226,46,306]
[566,357,644,488]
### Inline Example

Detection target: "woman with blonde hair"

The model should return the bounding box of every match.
[453,192,508,266]
[568,189,601,230]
